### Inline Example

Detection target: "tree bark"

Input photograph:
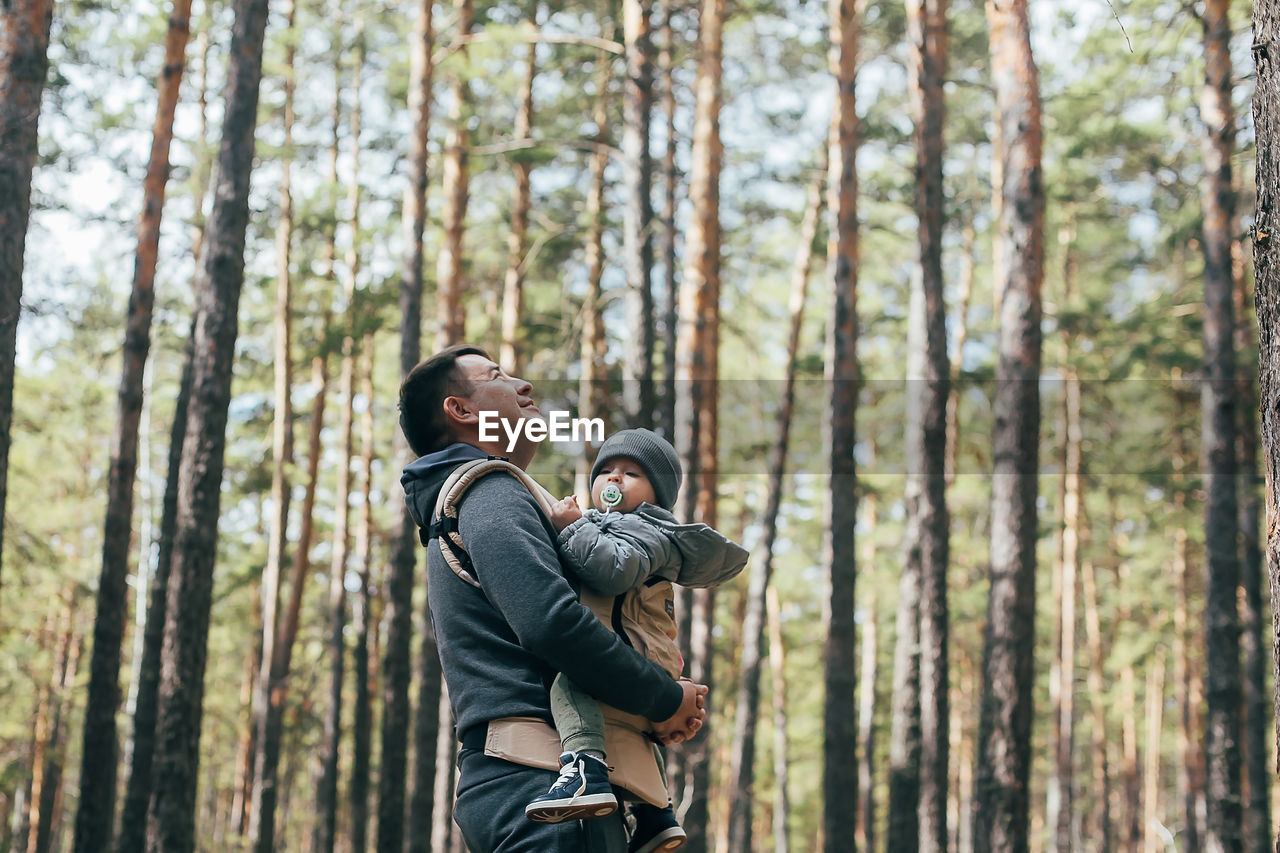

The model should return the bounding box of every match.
[1249,6,1280,852]
[246,5,297,845]
[316,27,363,849]
[905,1,951,847]
[436,0,475,349]
[622,0,656,424]
[31,597,81,853]
[349,333,376,853]
[117,331,195,853]
[725,156,823,853]
[857,556,878,853]
[1199,3,1243,851]
[975,1,1043,850]
[1080,558,1112,853]
[887,532,921,852]
[672,1,725,847]
[231,598,262,837]
[576,40,611,503]
[658,0,680,439]
[767,584,793,853]
[1234,210,1270,853]
[143,0,270,844]
[1049,224,1080,853]
[824,1,860,850]
[250,346,326,853]
[0,0,54,593]
[431,687,457,853]
[74,2,194,848]
[1142,649,1166,853]
[499,11,537,372]
[945,220,974,487]
[382,0,432,845]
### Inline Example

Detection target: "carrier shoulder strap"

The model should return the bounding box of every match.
[427,457,558,588]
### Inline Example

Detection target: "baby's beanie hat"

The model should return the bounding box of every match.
[590,428,683,510]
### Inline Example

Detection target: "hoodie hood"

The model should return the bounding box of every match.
[401,443,490,531]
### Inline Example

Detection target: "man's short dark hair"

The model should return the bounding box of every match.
[399,344,490,457]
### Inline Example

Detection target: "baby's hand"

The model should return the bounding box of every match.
[548,495,583,533]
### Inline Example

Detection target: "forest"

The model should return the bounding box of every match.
[0,0,1276,851]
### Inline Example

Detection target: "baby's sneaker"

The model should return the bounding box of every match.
[525,752,619,823]
[628,802,686,852]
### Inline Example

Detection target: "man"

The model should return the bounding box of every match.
[399,344,707,852]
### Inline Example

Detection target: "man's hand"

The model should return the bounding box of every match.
[548,495,583,533]
[651,679,708,745]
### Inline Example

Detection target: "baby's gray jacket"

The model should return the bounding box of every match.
[556,504,749,597]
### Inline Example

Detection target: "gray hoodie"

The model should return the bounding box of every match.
[401,443,684,739]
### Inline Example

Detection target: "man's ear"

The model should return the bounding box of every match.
[443,395,478,426]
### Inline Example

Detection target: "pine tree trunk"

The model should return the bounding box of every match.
[824,1,860,850]
[431,687,457,853]
[1079,555,1113,853]
[246,9,297,843]
[906,1,951,847]
[231,614,262,836]
[1114,495,1142,849]
[1120,658,1140,847]
[12,755,32,853]
[575,47,610,503]
[143,0,270,844]
[499,14,536,372]
[75,4,194,847]
[856,577,878,853]
[1200,2,1243,850]
[187,22,214,264]
[1175,520,1203,853]
[117,334,195,853]
[1249,7,1280,851]
[118,76,214,840]
[949,654,976,853]
[32,599,81,853]
[250,348,328,853]
[621,0,656,424]
[408,493,443,851]
[658,0,680,440]
[887,533,921,852]
[436,0,474,349]
[767,585,793,853]
[975,0,1043,850]
[1235,240,1271,853]
[1050,236,1080,853]
[349,335,376,853]
[725,157,823,853]
[1142,649,1166,853]
[0,0,54,594]
[316,32,364,847]
[945,220,973,487]
[1169,412,1205,853]
[673,2,725,847]
[382,0,432,845]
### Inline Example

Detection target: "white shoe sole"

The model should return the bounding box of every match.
[632,826,687,853]
[525,793,619,824]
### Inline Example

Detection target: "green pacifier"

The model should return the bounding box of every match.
[601,484,623,511]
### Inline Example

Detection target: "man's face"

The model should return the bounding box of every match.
[451,354,541,458]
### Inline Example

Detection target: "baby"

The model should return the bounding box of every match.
[524,428,749,853]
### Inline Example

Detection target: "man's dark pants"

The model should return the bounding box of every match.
[453,749,628,852]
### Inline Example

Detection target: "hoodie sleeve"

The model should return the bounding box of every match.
[556,513,678,597]
[456,474,684,723]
